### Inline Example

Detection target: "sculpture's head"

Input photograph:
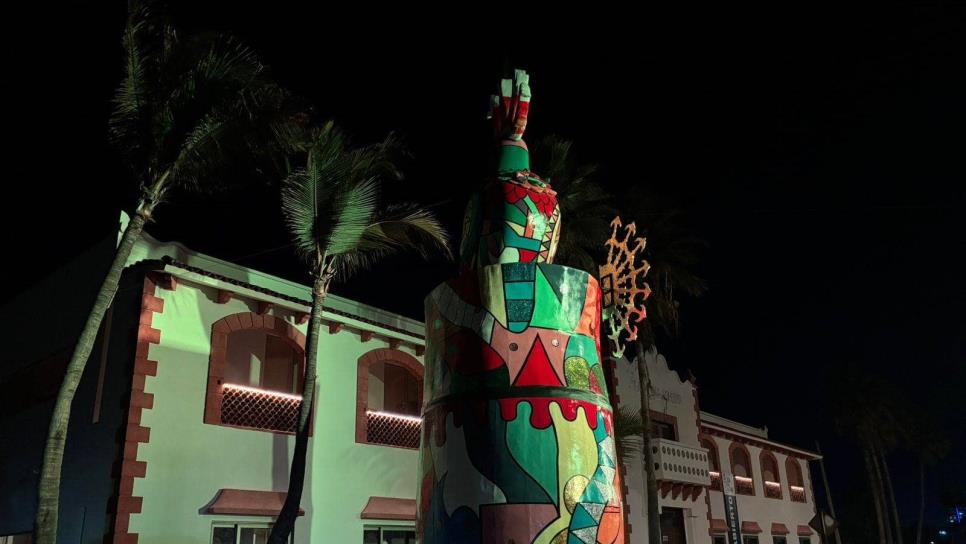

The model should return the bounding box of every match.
[489,69,533,176]
[459,69,561,270]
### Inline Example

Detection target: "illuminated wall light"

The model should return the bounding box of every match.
[735,476,753,483]
[222,383,303,401]
[790,485,805,491]
[366,409,423,424]
[709,471,720,477]
[765,481,781,487]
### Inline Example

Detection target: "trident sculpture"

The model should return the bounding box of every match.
[419,70,627,544]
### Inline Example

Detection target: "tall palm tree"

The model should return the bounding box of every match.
[909,409,950,544]
[831,365,913,544]
[268,124,450,543]
[529,135,615,273]
[34,4,297,543]
[627,197,706,543]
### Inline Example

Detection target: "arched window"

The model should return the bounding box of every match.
[730,442,755,495]
[367,360,420,416]
[760,450,782,499]
[205,312,307,434]
[224,328,303,394]
[701,437,722,491]
[356,348,424,449]
[786,457,807,502]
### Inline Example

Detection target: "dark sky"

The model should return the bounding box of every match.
[7,1,964,531]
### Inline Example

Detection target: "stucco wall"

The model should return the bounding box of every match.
[613,348,712,543]
[705,434,818,541]
[128,279,422,544]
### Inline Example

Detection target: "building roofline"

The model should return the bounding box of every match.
[700,411,769,438]
[699,417,821,460]
[122,213,425,342]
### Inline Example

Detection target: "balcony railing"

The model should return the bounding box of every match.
[220,384,301,433]
[764,480,783,499]
[735,475,755,495]
[709,471,723,491]
[366,410,421,449]
[652,438,712,486]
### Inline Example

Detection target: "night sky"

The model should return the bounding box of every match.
[7,2,964,532]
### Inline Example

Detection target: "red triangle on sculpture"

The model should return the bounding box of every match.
[514,337,563,387]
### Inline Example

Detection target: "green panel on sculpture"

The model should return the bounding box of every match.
[505,203,528,226]
[462,401,554,504]
[503,262,536,282]
[505,280,535,300]
[506,299,534,330]
[480,266,508,328]
[529,268,566,330]
[564,335,600,368]
[503,224,543,251]
[506,401,560,506]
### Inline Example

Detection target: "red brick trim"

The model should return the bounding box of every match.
[728,441,755,495]
[355,348,424,445]
[204,312,307,434]
[112,276,164,544]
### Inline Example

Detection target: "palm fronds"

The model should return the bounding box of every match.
[281,126,451,279]
[109,0,303,210]
[613,406,646,465]
[530,135,616,274]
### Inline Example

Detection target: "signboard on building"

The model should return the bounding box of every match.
[723,472,743,544]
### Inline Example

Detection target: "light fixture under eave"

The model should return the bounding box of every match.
[734,476,753,482]
[366,410,424,424]
[765,481,781,487]
[222,383,303,401]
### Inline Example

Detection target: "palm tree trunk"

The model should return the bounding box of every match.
[815,441,843,544]
[35,211,147,544]
[269,274,327,544]
[880,449,904,544]
[870,444,894,544]
[635,341,661,543]
[864,446,889,544]
[916,459,924,544]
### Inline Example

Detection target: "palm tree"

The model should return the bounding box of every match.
[529,135,615,273]
[268,124,450,543]
[612,406,646,464]
[34,5,297,543]
[626,197,706,543]
[831,365,913,544]
[909,409,950,544]
[632,341,663,544]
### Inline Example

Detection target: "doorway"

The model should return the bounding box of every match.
[659,507,687,544]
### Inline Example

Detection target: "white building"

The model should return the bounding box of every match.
[613,348,822,544]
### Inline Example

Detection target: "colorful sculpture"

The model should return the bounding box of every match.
[419,70,626,544]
